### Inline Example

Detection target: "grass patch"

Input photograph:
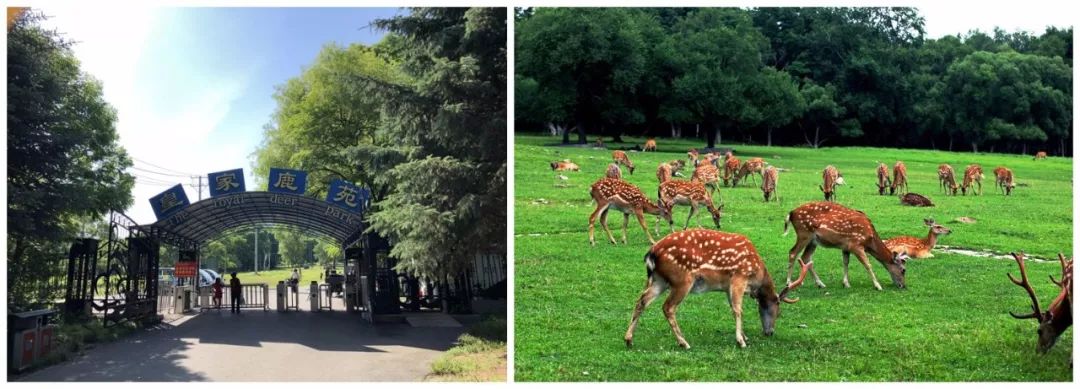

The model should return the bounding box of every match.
[514,134,1072,381]
[231,268,318,287]
[427,316,508,382]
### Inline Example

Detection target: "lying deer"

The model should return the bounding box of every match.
[784,201,908,290]
[732,158,765,186]
[658,179,723,231]
[820,165,843,202]
[589,178,671,246]
[606,163,623,180]
[624,229,812,349]
[884,219,950,258]
[722,155,741,187]
[938,164,958,196]
[612,150,636,175]
[993,166,1015,196]
[643,139,657,152]
[1007,251,1072,354]
[899,193,934,207]
[551,160,580,171]
[961,164,983,195]
[876,162,892,195]
[890,161,908,195]
[1033,151,1047,160]
[761,166,778,202]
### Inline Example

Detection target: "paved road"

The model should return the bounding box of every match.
[18,310,464,382]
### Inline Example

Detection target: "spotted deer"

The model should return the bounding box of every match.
[876,162,892,195]
[657,179,723,231]
[656,163,673,183]
[961,164,983,196]
[1007,252,1072,354]
[722,155,741,187]
[643,139,657,152]
[783,202,908,290]
[993,166,1015,196]
[688,149,700,166]
[761,166,779,202]
[624,229,812,349]
[890,161,908,195]
[732,158,765,187]
[884,219,951,258]
[1033,151,1048,160]
[820,165,842,202]
[691,154,723,200]
[606,163,623,179]
[938,164,958,196]
[588,178,671,246]
[612,150,635,175]
[551,160,580,171]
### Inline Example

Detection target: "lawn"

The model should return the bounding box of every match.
[232,267,322,287]
[513,134,1072,382]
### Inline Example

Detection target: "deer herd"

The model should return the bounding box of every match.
[554,142,1069,353]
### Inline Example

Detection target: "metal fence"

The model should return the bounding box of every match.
[198,284,269,311]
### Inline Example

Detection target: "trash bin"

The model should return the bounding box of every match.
[7,309,56,371]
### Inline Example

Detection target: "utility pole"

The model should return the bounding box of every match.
[254,226,259,275]
[190,175,205,200]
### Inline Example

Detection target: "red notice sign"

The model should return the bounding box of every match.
[175,262,197,278]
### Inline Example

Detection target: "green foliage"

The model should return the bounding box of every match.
[7,11,134,309]
[514,135,1072,381]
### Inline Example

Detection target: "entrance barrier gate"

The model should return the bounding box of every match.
[198,284,269,311]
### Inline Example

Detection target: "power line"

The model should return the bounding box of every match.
[130,166,191,178]
[131,157,196,176]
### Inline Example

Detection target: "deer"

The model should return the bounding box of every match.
[606,163,623,180]
[938,164,958,196]
[1007,251,1072,354]
[551,160,580,171]
[820,165,842,202]
[731,158,765,187]
[993,166,1015,196]
[588,178,672,246]
[612,150,635,175]
[624,229,813,349]
[687,149,700,167]
[783,201,908,290]
[691,154,723,201]
[722,155,741,187]
[656,163,673,183]
[657,179,723,231]
[1033,151,1048,160]
[899,193,934,207]
[961,164,983,196]
[643,139,657,152]
[876,162,892,195]
[890,161,908,195]
[884,219,950,258]
[761,166,778,202]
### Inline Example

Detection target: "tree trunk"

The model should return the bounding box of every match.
[1022,143,1027,156]
[990,144,995,153]
[706,122,717,149]
[716,125,723,146]
[562,123,571,144]
[695,123,700,139]
[576,119,587,144]
[948,136,953,151]
[767,129,773,147]
[971,142,978,153]
[814,126,821,149]
[1061,137,1066,157]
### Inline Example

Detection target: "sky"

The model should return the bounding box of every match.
[917,2,1074,38]
[38,6,402,225]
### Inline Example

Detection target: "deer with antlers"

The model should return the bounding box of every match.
[1007,251,1072,354]
[761,166,779,202]
[606,163,623,180]
[784,202,908,290]
[589,178,672,246]
[938,164,958,196]
[890,161,908,195]
[732,158,766,187]
[961,164,983,195]
[993,166,1015,196]
[1033,151,1048,160]
[820,165,844,202]
[643,139,657,152]
[876,162,892,195]
[551,160,580,172]
[624,229,813,349]
[884,219,951,258]
[658,179,723,231]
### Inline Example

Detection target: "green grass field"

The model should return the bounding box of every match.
[514,134,1072,382]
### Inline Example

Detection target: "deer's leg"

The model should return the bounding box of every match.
[599,208,617,245]
[588,202,606,246]
[728,277,749,348]
[801,242,826,288]
[662,280,692,349]
[853,248,883,290]
[787,234,812,284]
[621,213,630,244]
[634,210,656,245]
[842,251,852,288]
[685,202,697,230]
[625,277,668,348]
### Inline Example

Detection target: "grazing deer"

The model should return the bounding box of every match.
[688,149,700,167]
[899,193,934,207]
[1033,151,1048,160]
[658,179,723,231]
[588,178,671,246]
[993,166,1015,195]
[890,161,908,195]
[820,165,842,202]
[961,164,983,195]
[722,156,741,187]
[876,162,892,195]
[732,158,766,186]
[783,202,908,290]
[1007,252,1072,354]
[624,229,812,349]
[761,166,779,202]
[691,155,723,200]
[612,150,635,175]
[606,163,623,179]
[938,164,958,196]
[643,139,657,152]
[551,160,580,171]
[884,219,950,258]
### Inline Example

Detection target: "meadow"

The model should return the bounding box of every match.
[514,134,1073,381]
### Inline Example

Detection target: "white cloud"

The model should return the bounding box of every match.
[918,2,1075,38]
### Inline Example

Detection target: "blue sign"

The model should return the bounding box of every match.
[326,179,368,213]
[208,168,246,197]
[267,168,307,195]
[149,184,190,220]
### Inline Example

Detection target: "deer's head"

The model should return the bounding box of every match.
[883,251,909,288]
[758,260,812,336]
[924,218,951,237]
[1009,252,1073,354]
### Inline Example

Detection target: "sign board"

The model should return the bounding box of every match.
[208,168,246,197]
[267,168,307,195]
[176,250,197,278]
[149,184,190,220]
[325,179,368,213]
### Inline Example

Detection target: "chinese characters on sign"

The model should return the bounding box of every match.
[149,184,190,220]
[326,179,368,213]
[208,168,246,197]
[267,168,308,195]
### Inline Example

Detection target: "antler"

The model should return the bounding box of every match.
[1007,252,1043,321]
[779,260,813,303]
[1048,253,1067,286]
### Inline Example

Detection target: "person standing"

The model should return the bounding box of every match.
[229,272,242,314]
[212,277,224,310]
